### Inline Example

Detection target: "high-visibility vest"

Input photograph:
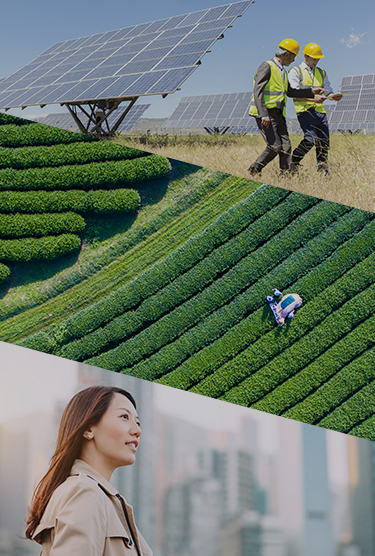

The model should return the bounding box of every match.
[249,60,288,118]
[291,64,326,114]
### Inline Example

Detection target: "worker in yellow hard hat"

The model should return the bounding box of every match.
[248,39,325,175]
[289,43,343,175]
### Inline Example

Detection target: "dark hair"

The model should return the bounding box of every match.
[26,385,136,539]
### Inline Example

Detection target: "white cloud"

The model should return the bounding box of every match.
[340,29,368,48]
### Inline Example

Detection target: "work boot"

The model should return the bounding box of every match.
[248,163,262,176]
[317,162,329,176]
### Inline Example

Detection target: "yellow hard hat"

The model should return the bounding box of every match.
[278,38,300,57]
[303,43,324,58]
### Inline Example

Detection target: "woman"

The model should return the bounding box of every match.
[26,385,152,556]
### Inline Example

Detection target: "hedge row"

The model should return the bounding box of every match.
[349,414,375,441]
[0,141,148,170]
[0,263,11,282]
[213,278,375,405]
[148,216,375,387]
[59,192,319,361]
[251,310,375,416]
[0,123,93,148]
[83,200,350,371]
[0,233,81,261]
[18,185,291,352]
[0,212,85,238]
[0,113,32,127]
[0,155,172,191]
[0,189,140,214]
[282,343,375,424]
[315,354,375,431]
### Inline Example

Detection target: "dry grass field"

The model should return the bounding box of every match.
[116,133,375,213]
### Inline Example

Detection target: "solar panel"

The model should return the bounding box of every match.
[29,103,150,132]
[0,1,253,110]
[327,73,375,133]
[162,91,257,132]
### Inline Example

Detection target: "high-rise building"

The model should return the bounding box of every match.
[277,420,335,556]
[302,423,335,556]
[347,435,375,556]
[163,476,222,556]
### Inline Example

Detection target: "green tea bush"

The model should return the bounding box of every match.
[0,155,171,191]
[0,212,85,238]
[0,123,94,148]
[0,141,148,169]
[0,233,81,261]
[0,189,140,214]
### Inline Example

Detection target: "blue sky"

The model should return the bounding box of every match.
[1,0,373,120]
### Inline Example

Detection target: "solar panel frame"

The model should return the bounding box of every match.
[0,1,253,109]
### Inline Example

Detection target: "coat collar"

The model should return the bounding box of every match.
[70,459,119,496]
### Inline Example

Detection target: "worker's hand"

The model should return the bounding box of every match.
[328,93,343,101]
[261,116,271,129]
[313,95,325,104]
[312,87,327,95]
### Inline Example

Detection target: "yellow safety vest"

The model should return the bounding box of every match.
[249,60,288,118]
[291,64,326,114]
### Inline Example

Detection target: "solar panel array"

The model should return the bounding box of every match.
[0,1,253,110]
[328,74,375,133]
[30,103,150,132]
[31,112,75,130]
[162,91,259,132]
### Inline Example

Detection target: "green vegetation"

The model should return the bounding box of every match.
[0,116,171,281]
[1,114,374,443]
[16,180,375,440]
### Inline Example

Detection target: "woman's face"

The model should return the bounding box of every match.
[83,393,141,477]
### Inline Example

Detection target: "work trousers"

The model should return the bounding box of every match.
[292,109,330,165]
[253,108,291,171]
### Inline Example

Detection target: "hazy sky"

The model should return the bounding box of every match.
[1,0,373,120]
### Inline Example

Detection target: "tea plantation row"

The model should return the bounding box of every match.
[0,114,171,277]
[18,185,375,438]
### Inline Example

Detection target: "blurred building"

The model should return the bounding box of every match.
[347,435,375,556]
[302,423,335,556]
[163,477,222,556]
[220,512,284,556]
[277,420,335,556]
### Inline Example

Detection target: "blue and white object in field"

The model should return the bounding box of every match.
[266,288,303,327]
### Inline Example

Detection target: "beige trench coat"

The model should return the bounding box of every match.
[32,459,153,556]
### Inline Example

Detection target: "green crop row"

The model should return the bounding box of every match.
[0,113,31,127]
[0,155,172,191]
[316,355,375,431]
[349,414,375,441]
[0,233,81,261]
[18,185,291,352]
[59,192,319,361]
[148,214,375,387]
[319,377,375,434]
[0,123,93,148]
[282,344,375,424]
[0,189,140,214]
[0,141,148,170]
[0,212,85,238]
[251,310,375,416]
[212,278,375,406]
[83,200,350,371]
[0,263,11,282]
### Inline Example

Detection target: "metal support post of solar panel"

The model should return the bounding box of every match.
[30,103,151,133]
[0,1,254,135]
[162,92,259,134]
[327,74,375,134]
